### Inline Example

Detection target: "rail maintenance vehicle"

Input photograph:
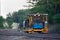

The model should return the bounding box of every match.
[23,13,48,33]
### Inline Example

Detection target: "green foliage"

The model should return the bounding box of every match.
[28,0,60,23]
[6,9,31,27]
[53,14,60,23]
[6,13,13,28]
[56,26,60,33]
[12,12,19,23]
[0,16,4,28]
[6,17,13,28]
[31,5,47,13]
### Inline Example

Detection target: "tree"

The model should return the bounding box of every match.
[28,0,60,23]
[6,13,13,28]
[53,14,60,23]
[11,9,30,26]
[12,12,19,23]
[0,16,4,28]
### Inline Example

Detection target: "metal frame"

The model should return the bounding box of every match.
[24,13,48,33]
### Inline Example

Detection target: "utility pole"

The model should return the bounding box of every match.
[0,0,1,16]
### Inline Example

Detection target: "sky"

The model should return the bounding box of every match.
[1,0,28,18]
[0,0,1,16]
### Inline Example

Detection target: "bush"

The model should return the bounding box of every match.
[55,24,60,33]
[52,14,60,33]
[0,16,5,29]
[53,14,60,23]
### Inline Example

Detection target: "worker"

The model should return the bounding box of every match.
[23,20,25,29]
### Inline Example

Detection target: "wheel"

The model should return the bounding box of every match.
[28,31,32,34]
[42,29,48,33]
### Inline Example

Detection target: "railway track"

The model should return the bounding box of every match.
[0,29,60,40]
[0,34,60,40]
[0,32,60,39]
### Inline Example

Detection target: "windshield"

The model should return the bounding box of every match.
[32,16,42,23]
